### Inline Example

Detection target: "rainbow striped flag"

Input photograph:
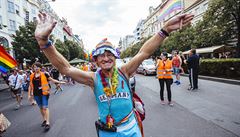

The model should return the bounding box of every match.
[0,45,17,73]
[158,0,183,21]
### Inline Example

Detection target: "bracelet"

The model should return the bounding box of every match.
[161,29,169,36]
[158,31,167,38]
[40,40,52,50]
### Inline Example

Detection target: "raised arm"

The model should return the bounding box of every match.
[121,14,194,77]
[34,13,94,88]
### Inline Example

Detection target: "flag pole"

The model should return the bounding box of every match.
[180,0,185,29]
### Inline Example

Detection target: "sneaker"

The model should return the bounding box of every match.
[168,102,174,107]
[41,121,46,127]
[176,81,181,85]
[187,87,193,90]
[174,81,178,83]
[44,124,50,131]
[160,100,165,105]
[191,88,198,91]
[15,104,20,110]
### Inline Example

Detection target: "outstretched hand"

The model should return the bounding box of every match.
[35,12,57,47]
[163,14,194,33]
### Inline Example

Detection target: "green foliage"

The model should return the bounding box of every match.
[64,40,84,60]
[162,0,239,56]
[199,58,240,79]
[55,39,69,60]
[12,22,47,64]
[12,22,85,64]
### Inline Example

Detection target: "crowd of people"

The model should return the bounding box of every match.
[154,49,200,106]
[0,12,194,136]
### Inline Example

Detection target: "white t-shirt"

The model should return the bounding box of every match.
[8,74,22,89]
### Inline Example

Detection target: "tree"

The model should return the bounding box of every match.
[55,39,70,60]
[12,22,47,64]
[64,40,84,60]
[200,0,240,57]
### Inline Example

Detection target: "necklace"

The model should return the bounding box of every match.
[100,67,119,96]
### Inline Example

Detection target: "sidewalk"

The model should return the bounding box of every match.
[0,77,10,91]
[181,73,240,85]
[136,74,240,136]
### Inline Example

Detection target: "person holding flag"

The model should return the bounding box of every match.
[34,11,193,136]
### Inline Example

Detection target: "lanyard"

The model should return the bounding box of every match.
[106,78,113,115]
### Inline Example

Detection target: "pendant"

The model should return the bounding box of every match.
[106,115,114,128]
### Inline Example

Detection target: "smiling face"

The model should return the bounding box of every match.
[96,51,116,71]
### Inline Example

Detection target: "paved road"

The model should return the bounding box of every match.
[0,75,239,137]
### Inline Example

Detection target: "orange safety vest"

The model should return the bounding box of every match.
[157,59,173,79]
[30,72,50,95]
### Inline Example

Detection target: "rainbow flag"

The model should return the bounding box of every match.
[158,0,183,21]
[0,45,17,73]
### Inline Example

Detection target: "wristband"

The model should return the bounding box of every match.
[158,31,167,38]
[160,29,169,37]
[40,40,52,50]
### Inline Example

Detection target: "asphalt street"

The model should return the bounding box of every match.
[0,74,239,137]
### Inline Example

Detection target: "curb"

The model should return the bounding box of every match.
[181,74,240,86]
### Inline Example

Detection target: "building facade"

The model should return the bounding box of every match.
[183,0,209,25]
[120,35,135,52]
[133,19,144,44]
[0,0,84,57]
[0,0,40,56]
[141,0,200,39]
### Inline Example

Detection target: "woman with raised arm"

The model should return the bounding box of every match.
[34,12,193,136]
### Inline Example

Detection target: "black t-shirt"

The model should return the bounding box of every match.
[51,69,59,79]
[33,73,50,96]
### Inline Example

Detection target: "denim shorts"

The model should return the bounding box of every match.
[173,67,180,74]
[34,95,49,108]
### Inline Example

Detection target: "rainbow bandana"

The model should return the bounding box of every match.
[92,38,120,59]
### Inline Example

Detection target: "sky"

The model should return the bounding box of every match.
[49,0,161,51]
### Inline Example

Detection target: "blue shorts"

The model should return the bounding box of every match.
[173,67,180,74]
[34,95,49,108]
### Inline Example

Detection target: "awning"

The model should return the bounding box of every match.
[182,45,229,55]
[43,58,88,66]
[69,58,88,64]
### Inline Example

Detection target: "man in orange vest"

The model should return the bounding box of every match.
[28,62,65,131]
[156,52,174,106]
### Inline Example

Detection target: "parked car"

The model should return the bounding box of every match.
[137,59,156,75]
[116,59,136,91]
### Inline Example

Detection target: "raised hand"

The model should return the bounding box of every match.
[163,14,194,33]
[35,12,57,47]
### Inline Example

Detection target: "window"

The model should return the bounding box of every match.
[195,7,200,15]
[15,4,20,15]
[8,1,15,13]
[9,20,16,31]
[203,3,208,11]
